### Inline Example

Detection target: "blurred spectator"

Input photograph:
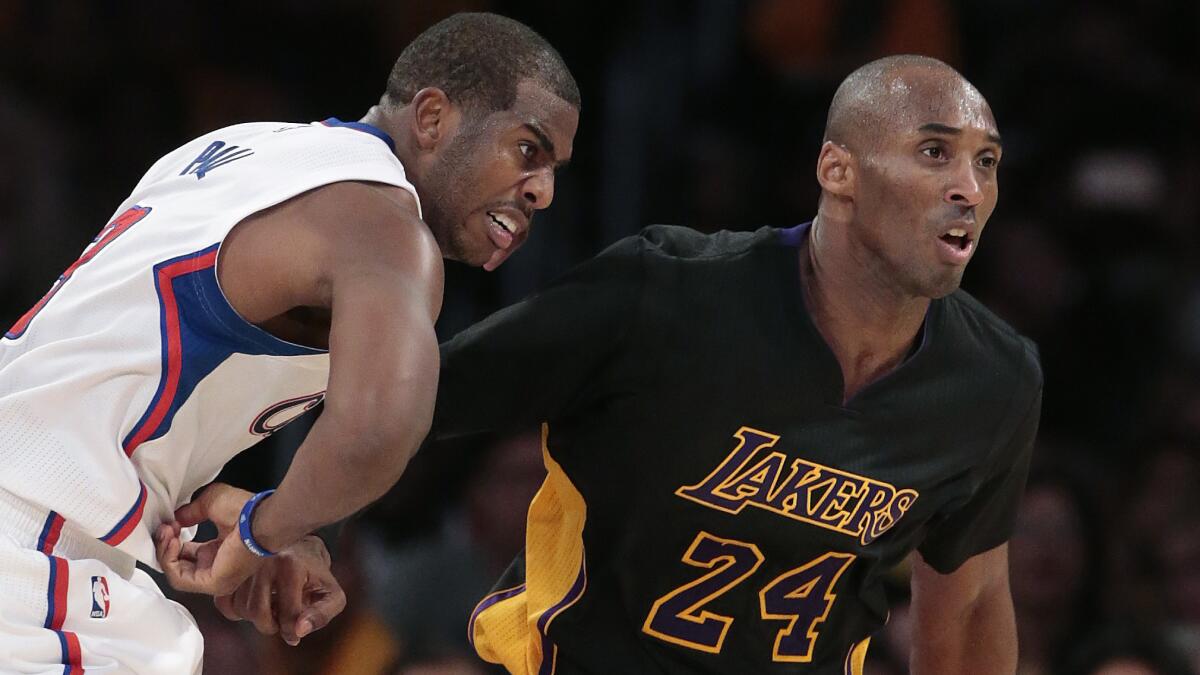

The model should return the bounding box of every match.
[971,215,1084,344]
[1010,467,1105,675]
[1119,440,1200,645]
[1063,624,1196,675]
[173,593,261,675]
[1156,513,1200,672]
[393,654,489,675]
[362,430,544,667]
[1126,441,1200,541]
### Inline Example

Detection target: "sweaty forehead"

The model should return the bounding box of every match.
[828,63,998,153]
[878,67,997,138]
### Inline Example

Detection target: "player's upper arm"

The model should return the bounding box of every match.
[911,544,1009,616]
[910,544,1016,671]
[221,180,444,452]
[320,184,443,453]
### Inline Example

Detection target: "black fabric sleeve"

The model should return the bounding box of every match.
[431,235,645,441]
[918,356,1043,574]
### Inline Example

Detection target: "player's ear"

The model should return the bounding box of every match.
[410,87,461,152]
[815,141,855,199]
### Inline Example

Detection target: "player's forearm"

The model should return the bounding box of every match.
[248,388,432,553]
[910,584,1017,674]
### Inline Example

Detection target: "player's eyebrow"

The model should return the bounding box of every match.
[918,122,1003,148]
[524,122,571,170]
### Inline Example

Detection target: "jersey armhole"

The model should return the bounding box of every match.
[197,240,327,356]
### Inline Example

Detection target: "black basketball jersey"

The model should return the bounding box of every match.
[433,224,1042,674]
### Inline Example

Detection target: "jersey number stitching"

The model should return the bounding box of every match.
[641,531,764,653]
[5,205,152,339]
[642,531,856,662]
[759,551,856,662]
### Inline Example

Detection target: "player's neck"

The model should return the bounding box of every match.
[360,104,416,168]
[801,219,929,402]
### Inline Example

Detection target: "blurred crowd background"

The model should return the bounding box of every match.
[1,1,1197,673]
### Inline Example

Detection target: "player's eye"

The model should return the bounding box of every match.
[518,141,537,161]
[977,155,999,169]
[920,145,946,160]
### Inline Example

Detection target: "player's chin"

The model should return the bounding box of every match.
[457,230,494,265]
[923,270,967,299]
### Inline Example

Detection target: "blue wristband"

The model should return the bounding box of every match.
[238,490,277,557]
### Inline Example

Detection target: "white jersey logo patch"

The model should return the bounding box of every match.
[250,392,326,436]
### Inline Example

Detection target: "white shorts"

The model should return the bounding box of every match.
[0,488,203,675]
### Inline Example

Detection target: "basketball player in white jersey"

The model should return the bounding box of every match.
[0,13,578,673]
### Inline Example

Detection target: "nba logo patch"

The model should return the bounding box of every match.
[90,576,109,619]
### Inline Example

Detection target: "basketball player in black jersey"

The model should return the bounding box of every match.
[432,55,1040,673]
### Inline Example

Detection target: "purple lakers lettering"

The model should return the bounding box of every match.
[676,427,918,545]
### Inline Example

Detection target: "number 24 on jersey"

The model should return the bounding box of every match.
[642,531,855,662]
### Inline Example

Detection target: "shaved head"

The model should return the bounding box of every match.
[823,55,992,156]
[813,54,1003,300]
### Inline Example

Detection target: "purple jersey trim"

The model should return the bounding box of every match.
[467,583,527,647]
[778,222,812,248]
[536,559,588,675]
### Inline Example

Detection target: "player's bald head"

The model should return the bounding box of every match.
[823,55,992,156]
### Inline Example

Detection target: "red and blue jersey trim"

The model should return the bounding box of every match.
[6,206,151,340]
[37,511,66,555]
[98,482,147,546]
[122,246,220,456]
[44,556,84,674]
[44,557,69,630]
[56,632,84,675]
[121,243,325,457]
[110,241,322,547]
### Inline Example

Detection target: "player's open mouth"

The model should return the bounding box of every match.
[939,228,970,250]
[486,211,517,250]
[936,227,974,264]
[489,212,515,235]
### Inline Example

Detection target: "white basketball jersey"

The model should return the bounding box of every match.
[0,118,422,567]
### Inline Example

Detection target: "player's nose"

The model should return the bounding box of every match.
[522,167,555,210]
[945,160,984,208]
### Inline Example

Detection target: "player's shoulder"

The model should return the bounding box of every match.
[281,181,429,265]
[171,121,309,155]
[258,119,394,149]
[146,121,349,178]
[635,224,779,261]
[554,225,776,297]
[170,119,399,165]
[940,288,1042,386]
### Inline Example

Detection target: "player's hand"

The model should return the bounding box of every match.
[212,535,346,646]
[154,483,267,597]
